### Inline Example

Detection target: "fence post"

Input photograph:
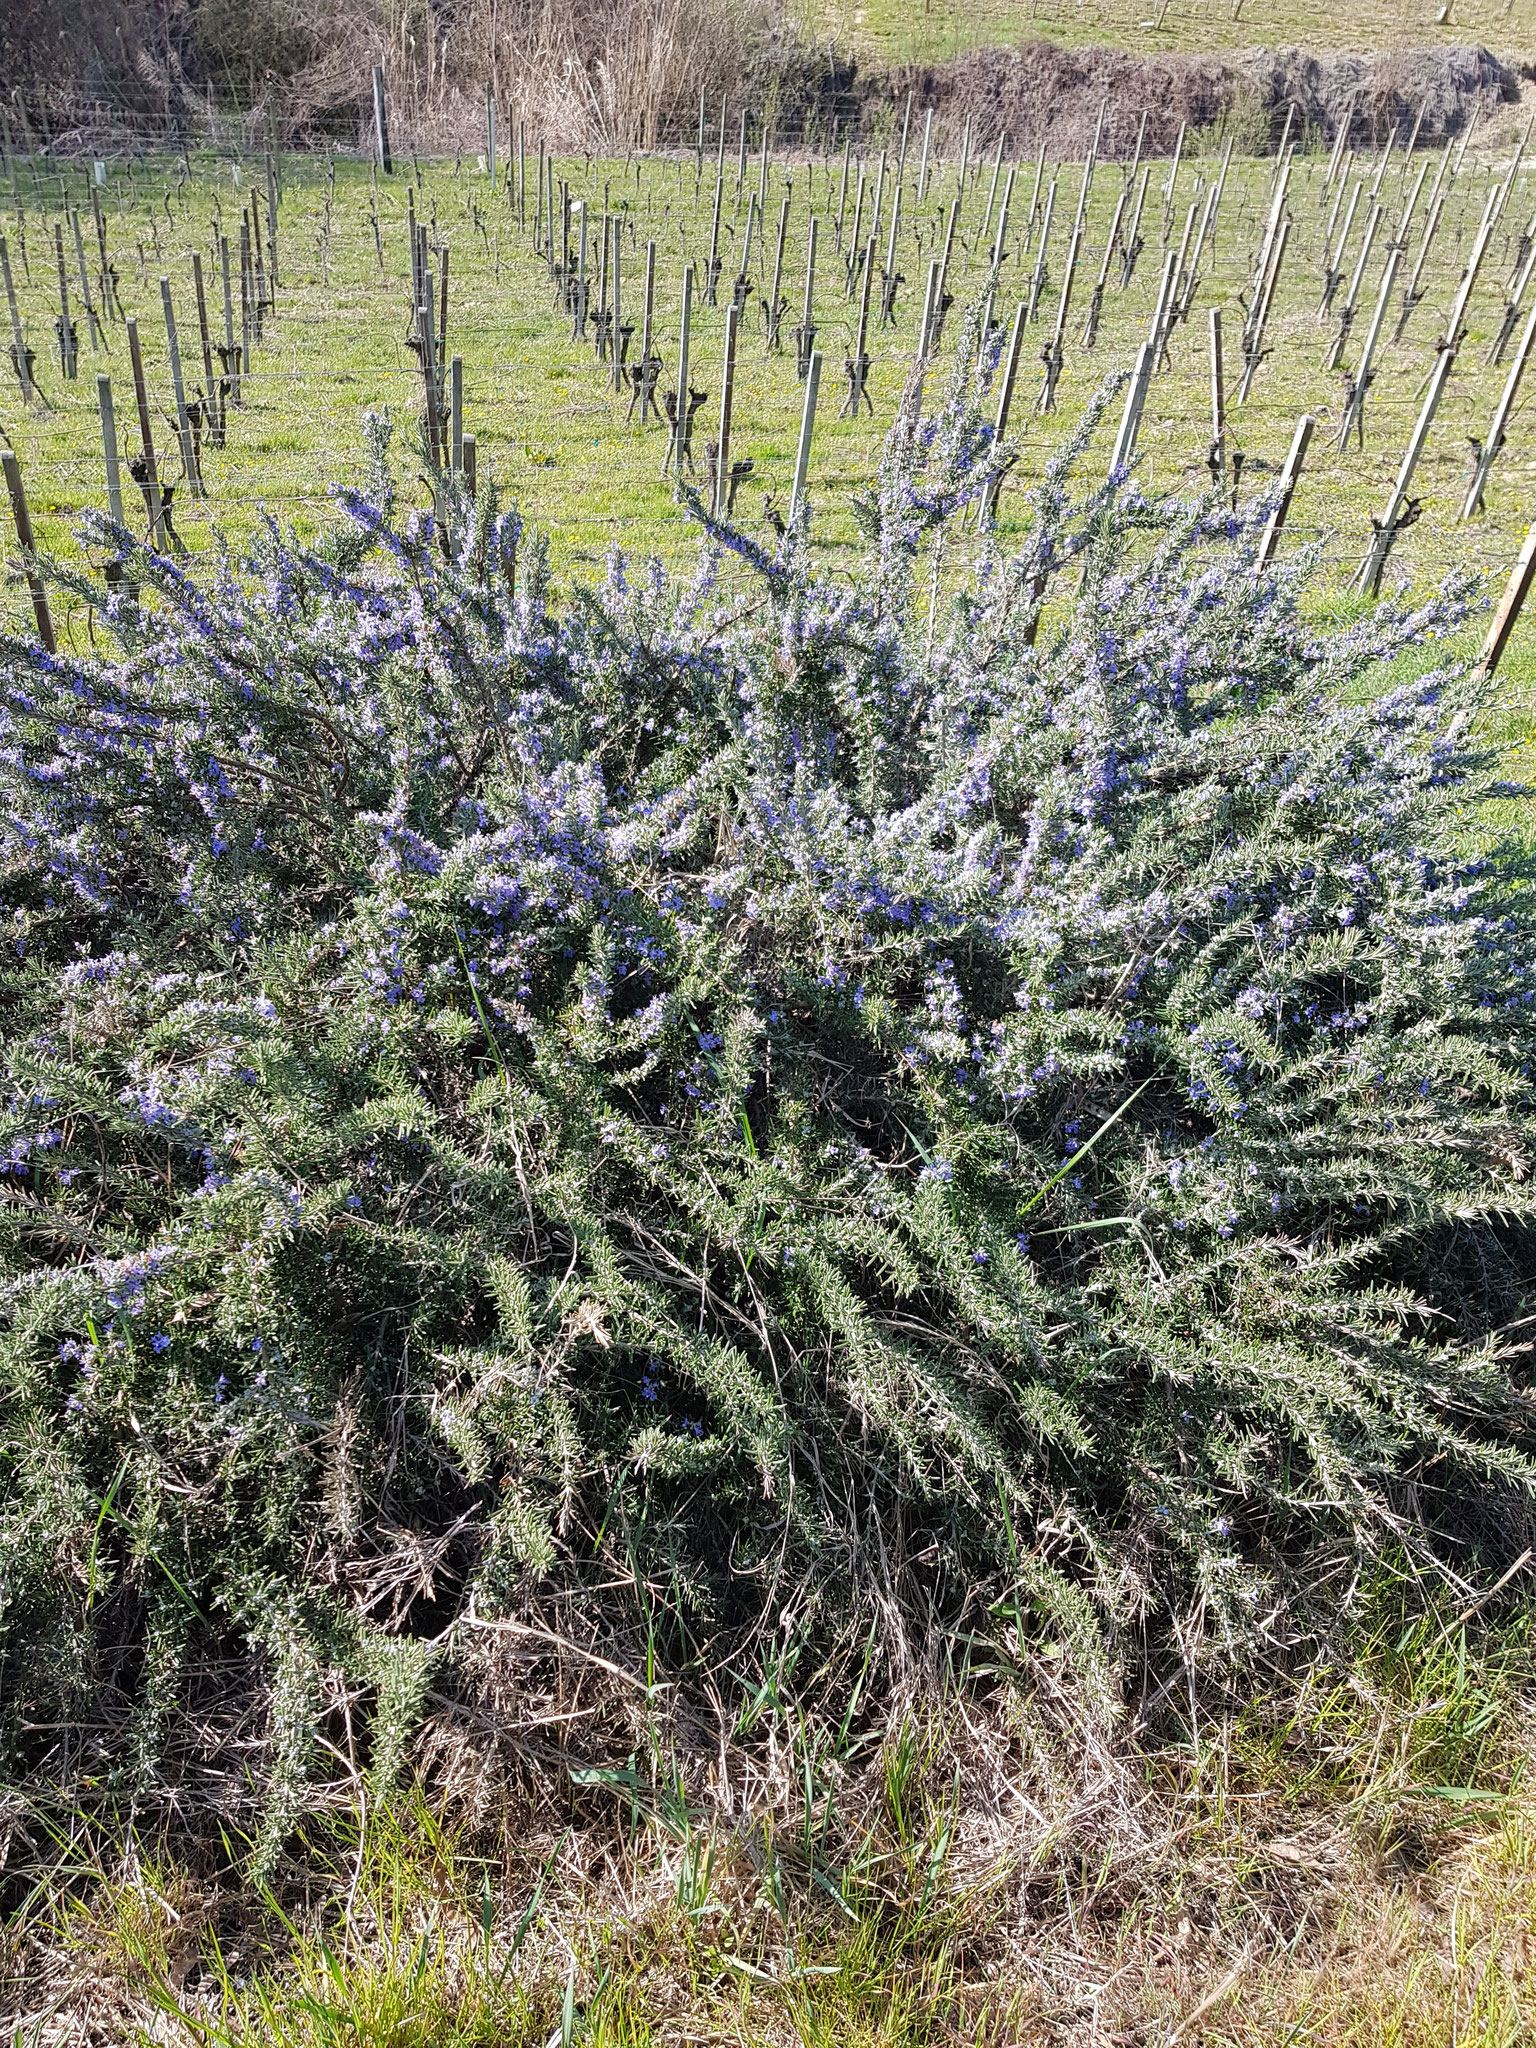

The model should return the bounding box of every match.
[789,349,821,523]
[1209,306,1225,483]
[1356,347,1455,595]
[1255,414,1313,568]
[669,262,693,484]
[373,67,392,175]
[1,232,32,402]
[1462,294,1536,519]
[1477,524,1536,675]
[713,298,740,519]
[2,450,54,651]
[160,277,200,498]
[125,316,167,549]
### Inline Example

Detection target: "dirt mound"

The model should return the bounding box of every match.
[870,40,1518,158]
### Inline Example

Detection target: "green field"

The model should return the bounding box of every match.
[3,129,1536,649]
[799,0,1532,63]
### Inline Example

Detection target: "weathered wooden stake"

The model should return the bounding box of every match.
[669,262,693,482]
[71,212,103,349]
[1326,202,1381,370]
[1255,414,1313,568]
[795,215,818,377]
[1120,164,1151,289]
[1462,292,1536,518]
[981,300,1028,522]
[2,449,54,651]
[917,108,933,202]
[450,354,463,472]
[97,372,126,529]
[125,316,167,548]
[373,67,392,174]
[1026,179,1056,321]
[713,298,740,518]
[461,432,475,495]
[1,233,32,402]
[1477,523,1536,674]
[1237,220,1288,402]
[789,349,821,523]
[53,222,76,379]
[1357,346,1455,594]
[1336,241,1401,451]
[1208,305,1226,482]
[160,276,200,497]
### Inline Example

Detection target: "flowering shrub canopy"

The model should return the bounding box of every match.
[0,332,1532,1849]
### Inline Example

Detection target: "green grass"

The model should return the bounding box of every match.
[795,0,1531,65]
[11,1597,1536,2045]
[3,129,1536,680]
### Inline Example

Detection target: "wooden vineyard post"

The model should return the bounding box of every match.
[1026,180,1056,322]
[53,223,76,379]
[125,316,167,549]
[1462,294,1536,519]
[1490,235,1536,365]
[931,191,960,345]
[917,258,941,361]
[96,373,126,528]
[220,234,239,409]
[574,202,587,340]
[794,216,818,378]
[1320,176,1363,313]
[450,355,463,473]
[160,276,201,498]
[981,300,1028,524]
[1023,144,1046,251]
[981,132,1005,244]
[712,298,740,519]
[917,108,933,203]
[706,161,724,306]
[265,152,279,295]
[1477,525,1536,675]
[1394,147,1451,340]
[789,349,821,523]
[1040,146,1097,411]
[2,449,54,651]
[610,222,623,391]
[1208,306,1225,485]
[640,238,656,387]
[373,67,392,175]
[1082,187,1126,351]
[461,432,475,495]
[1120,164,1151,290]
[485,88,496,187]
[1237,220,1288,403]
[1255,414,1313,568]
[1356,347,1455,595]
[839,236,875,418]
[1111,252,1176,476]
[991,164,1016,272]
[191,250,220,447]
[668,262,693,483]
[239,218,252,376]
[1325,202,1381,372]
[71,212,103,350]
[2,233,32,402]
[1336,242,1401,452]
[768,194,790,348]
[844,167,866,295]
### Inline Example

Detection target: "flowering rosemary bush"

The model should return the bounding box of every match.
[1,336,1532,1845]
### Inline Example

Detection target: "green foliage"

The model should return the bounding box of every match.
[0,336,1532,1850]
